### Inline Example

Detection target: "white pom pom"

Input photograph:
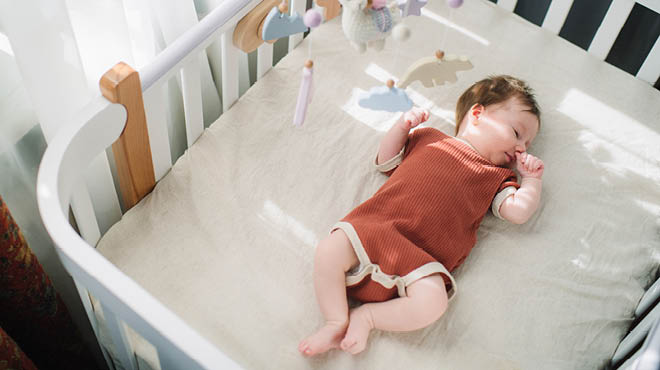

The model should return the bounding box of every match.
[392,24,411,42]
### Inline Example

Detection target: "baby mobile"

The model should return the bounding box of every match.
[242,0,473,125]
[350,0,474,113]
[236,0,324,127]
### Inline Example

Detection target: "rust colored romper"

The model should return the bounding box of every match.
[334,127,519,303]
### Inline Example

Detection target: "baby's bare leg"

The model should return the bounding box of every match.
[299,229,359,356]
[340,274,448,354]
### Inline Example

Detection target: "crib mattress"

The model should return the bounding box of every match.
[95,0,660,369]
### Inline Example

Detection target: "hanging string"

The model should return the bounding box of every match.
[307,26,313,60]
[391,0,411,85]
[439,7,454,52]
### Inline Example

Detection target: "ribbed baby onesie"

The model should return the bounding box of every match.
[335,127,519,303]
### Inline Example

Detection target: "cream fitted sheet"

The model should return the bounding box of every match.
[95,0,660,369]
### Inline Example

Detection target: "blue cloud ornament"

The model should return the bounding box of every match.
[358,85,413,112]
[262,6,309,41]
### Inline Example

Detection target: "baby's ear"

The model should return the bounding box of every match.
[469,103,483,124]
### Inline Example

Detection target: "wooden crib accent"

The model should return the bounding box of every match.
[316,0,341,21]
[234,0,280,53]
[100,62,155,210]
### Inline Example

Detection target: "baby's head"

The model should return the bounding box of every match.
[455,75,541,167]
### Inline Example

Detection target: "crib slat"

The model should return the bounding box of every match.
[257,42,274,79]
[637,0,660,14]
[588,0,635,60]
[611,302,660,365]
[83,153,123,234]
[69,183,102,245]
[180,56,205,147]
[73,280,114,370]
[102,303,138,370]
[636,35,660,84]
[239,52,251,96]
[636,278,660,317]
[615,344,642,370]
[156,342,206,370]
[221,26,240,112]
[542,0,574,34]
[614,317,660,370]
[497,0,517,12]
[143,84,173,181]
[289,0,307,52]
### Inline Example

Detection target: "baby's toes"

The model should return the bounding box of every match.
[339,336,355,351]
[298,340,309,354]
[339,337,357,351]
[341,336,366,355]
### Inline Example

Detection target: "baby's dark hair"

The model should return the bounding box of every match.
[455,75,540,135]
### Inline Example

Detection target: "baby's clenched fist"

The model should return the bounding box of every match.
[516,152,544,179]
[400,107,430,130]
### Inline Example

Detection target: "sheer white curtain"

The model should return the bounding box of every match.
[0,0,222,366]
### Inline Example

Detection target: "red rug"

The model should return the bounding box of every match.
[0,195,98,369]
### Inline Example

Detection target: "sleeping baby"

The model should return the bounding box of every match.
[299,75,545,356]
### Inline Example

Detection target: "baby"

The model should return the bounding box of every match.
[299,75,544,356]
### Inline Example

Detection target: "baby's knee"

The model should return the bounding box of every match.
[421,292,448,324]
[408,275,449,322]
[314,230,358,272]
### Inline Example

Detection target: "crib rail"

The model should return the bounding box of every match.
[37,95,239,369]
[493,0,660,85]
[611,277,660,370]
[36,0,660,369]
[36,0,311,368]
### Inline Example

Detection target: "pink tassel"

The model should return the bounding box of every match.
[293,61,314,127]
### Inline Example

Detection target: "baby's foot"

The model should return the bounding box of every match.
[340,305,374,355]
[298,321,347,356]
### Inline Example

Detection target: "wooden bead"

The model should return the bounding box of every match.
[305,59,314,68]
[386,79,395,88]
[316,0,341,21]
[435,50,445,60]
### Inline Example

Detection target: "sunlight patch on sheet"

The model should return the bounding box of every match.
[633,198,660,217]
[364,62,397,84]
[0,33,13,56]
[570,255,588,269]
[421,8,490,46]
[260,200,317,247]
[358,63,457,132]
[557,88,660,179]
[571,238,593,269]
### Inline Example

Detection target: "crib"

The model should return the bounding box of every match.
[36,0,660,369]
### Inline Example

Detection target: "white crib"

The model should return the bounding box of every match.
[36,0,660,369]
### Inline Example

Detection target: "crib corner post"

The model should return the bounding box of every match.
[100,62,156,210]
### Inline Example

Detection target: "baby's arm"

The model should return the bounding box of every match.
[498,152,544,224]
[377,108,429,165]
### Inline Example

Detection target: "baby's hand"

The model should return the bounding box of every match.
[516,152,544,179]
[400,107,430,131]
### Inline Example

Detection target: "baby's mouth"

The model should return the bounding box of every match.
[505,152,513,163]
